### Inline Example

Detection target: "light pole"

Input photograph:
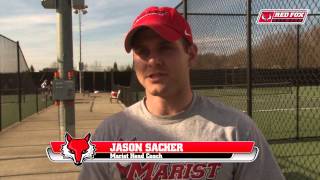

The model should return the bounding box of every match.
[42,0,76,138]
[74,7,87,94]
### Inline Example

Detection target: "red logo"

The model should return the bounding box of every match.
[257,9,309,24]
[61,133,96,166]
[116,162,222,180]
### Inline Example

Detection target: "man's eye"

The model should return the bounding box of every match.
[136,49,150,59]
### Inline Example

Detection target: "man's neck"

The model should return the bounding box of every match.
[145,89,193,116]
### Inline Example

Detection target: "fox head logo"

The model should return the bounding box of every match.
[61,133,96,166]
[261,12,273,22]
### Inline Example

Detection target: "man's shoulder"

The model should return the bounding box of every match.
[197,94,247,118]
[195,94,254,129]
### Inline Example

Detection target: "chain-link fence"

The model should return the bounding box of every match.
[175,0,320,179]
[79,71,131,92]
[0,34,53,131]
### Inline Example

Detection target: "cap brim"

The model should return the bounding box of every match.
[124,24,181,53]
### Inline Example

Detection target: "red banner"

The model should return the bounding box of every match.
[50,141,254,153]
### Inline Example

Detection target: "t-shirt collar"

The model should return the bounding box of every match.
[140,92,198,124]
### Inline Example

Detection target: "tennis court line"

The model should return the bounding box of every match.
[252,107,320,112]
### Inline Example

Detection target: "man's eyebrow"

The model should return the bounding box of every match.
[132,44,145,50]
[132,39,173,49]
[159,40,172,45]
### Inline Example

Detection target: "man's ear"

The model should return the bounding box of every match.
[187,44,198,67]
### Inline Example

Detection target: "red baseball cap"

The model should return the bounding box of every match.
[124,6,193,53]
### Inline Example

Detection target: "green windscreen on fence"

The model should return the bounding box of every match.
[0,35,53,130]
[0,35,20,129]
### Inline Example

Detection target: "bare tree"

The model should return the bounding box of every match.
[29,65,35,72]
[113,62,119,72]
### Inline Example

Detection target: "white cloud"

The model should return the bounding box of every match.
[73,15,130,32]
[0,14,55,30]
[74,35,132,69]
[0,13,56,48]
[0,0,181,71]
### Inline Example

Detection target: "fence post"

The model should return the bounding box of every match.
[36,88,39,113]
[246,0,253,117]
[0,71,2,131]
[183,0,188,20]
[111,70,114,91]
[17,41,22,122]
[104,70,107,92]
[296,25,300,139]
[45,93,48,108]
[82,72,85,95]
[93,71,95,92]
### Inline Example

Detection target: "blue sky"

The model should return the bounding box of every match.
[2,0,316,71]
[0,0,181,71]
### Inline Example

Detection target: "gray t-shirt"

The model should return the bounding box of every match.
[79,93,285,180]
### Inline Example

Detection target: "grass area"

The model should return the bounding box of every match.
[1,94,53,129]
[134,86,320,140]
[271,141,320,180]
[194,85,320,180]
[194,86,320,139]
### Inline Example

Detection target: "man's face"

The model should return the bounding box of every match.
[132,28,196,97]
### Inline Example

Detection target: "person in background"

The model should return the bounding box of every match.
[40,79,48,99]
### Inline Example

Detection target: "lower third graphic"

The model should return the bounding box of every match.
[46,133,259,166]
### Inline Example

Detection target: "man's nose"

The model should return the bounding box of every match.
[147,50,163,65]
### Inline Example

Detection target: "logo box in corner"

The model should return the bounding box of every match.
[257,9,309,25]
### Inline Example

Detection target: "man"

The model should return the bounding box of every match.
[79,6,285,180]
[41,79,48,89]
[41,79,48,98]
